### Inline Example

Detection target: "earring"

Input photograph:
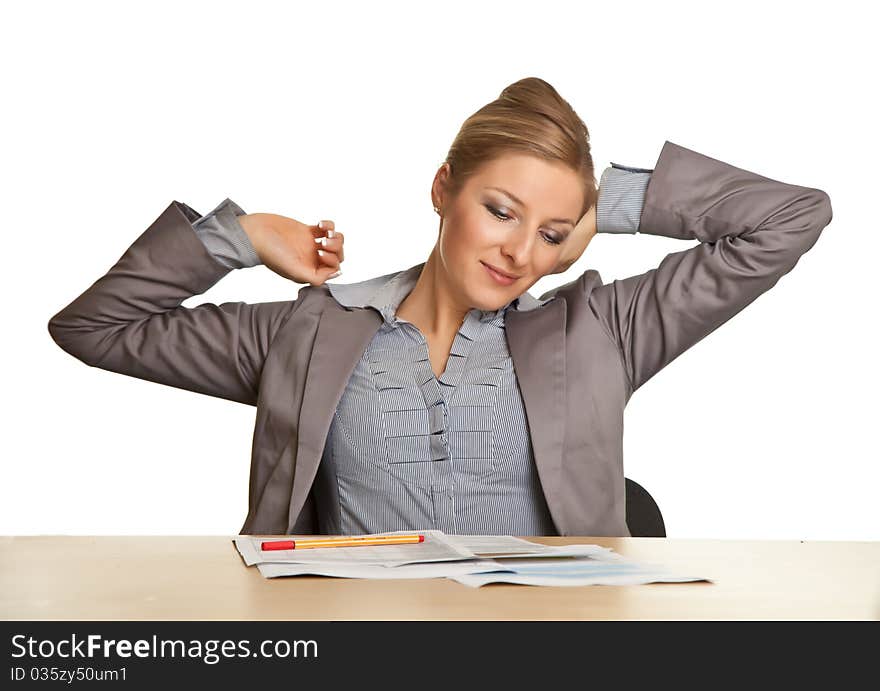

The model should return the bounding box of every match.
[433,206,441,215]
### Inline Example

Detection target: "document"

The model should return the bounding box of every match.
[234,529,477,567]
[442,534,616,560]
[448,552,713,588]
[232,531,713,587]
[257,559,505,580]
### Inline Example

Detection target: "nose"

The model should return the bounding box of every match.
[500,224,536,269]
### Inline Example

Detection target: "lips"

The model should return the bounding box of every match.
[481,261,521,286]
[483,262,519,280]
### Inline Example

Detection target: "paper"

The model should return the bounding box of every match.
[442,534,616,560]
[232,530,713,588]
[257,559,505,580]
[449,553,713,588]
[443,534,560,555]
[234,529,476,567]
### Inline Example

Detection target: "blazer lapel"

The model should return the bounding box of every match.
[288,301,383,531]
[505,297,568,533]
[285,285,568,535]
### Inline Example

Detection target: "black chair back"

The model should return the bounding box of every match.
[625,478,666,537]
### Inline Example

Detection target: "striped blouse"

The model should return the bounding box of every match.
[191,163,651,534]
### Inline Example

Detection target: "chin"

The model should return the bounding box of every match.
[468,287,518,312]
[461,263,527,311]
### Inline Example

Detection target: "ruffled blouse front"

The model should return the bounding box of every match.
[311,273,557,536]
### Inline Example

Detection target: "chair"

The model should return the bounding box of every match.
[625,478,666,537]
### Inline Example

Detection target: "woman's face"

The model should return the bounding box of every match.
[432,153,589,312]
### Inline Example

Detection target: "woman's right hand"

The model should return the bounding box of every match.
[237,213,345,286]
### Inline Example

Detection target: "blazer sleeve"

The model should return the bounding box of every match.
[588,140,834,395]
[47,200,300,406]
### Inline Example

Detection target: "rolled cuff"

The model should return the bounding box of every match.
[192,198,262,269]
[596,163,653,234]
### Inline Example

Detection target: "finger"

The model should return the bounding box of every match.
[316,248,341,270]
[330,230,344,263]
[310,264,343,287]
[311,220,334,241]
[321,265,343,281]
[313,232,345,262]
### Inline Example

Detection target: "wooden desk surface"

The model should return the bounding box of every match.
[2,536,878,620]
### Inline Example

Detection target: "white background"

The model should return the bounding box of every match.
[3,0,877,539]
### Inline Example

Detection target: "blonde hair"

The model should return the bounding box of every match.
[442,77,598,220]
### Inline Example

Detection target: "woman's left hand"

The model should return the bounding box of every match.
[550,201,597,275]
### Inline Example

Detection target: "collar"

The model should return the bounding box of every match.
[325,262,554,325]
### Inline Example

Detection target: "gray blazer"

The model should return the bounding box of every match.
[47,141,833,537]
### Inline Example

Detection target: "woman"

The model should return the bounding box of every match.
[48,78,833,537]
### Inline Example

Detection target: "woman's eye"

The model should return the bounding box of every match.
[485,204,510,221]
[486,204,562,245]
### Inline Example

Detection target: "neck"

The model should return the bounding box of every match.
[396,245,471,338]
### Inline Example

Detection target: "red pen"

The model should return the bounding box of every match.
[260,534,425,551]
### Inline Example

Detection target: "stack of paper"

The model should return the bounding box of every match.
[233,531,712,587]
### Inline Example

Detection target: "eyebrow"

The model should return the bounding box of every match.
[487,186,576,226]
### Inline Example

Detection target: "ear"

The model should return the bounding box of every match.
[431,163,451,211]
[548,203,597,275]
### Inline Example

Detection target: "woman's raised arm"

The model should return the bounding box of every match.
[588,140,833,394]
[46,199,337,406]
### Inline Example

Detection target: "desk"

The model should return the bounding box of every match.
[1,536,878,620]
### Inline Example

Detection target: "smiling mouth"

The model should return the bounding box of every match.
[481,261,521,280]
